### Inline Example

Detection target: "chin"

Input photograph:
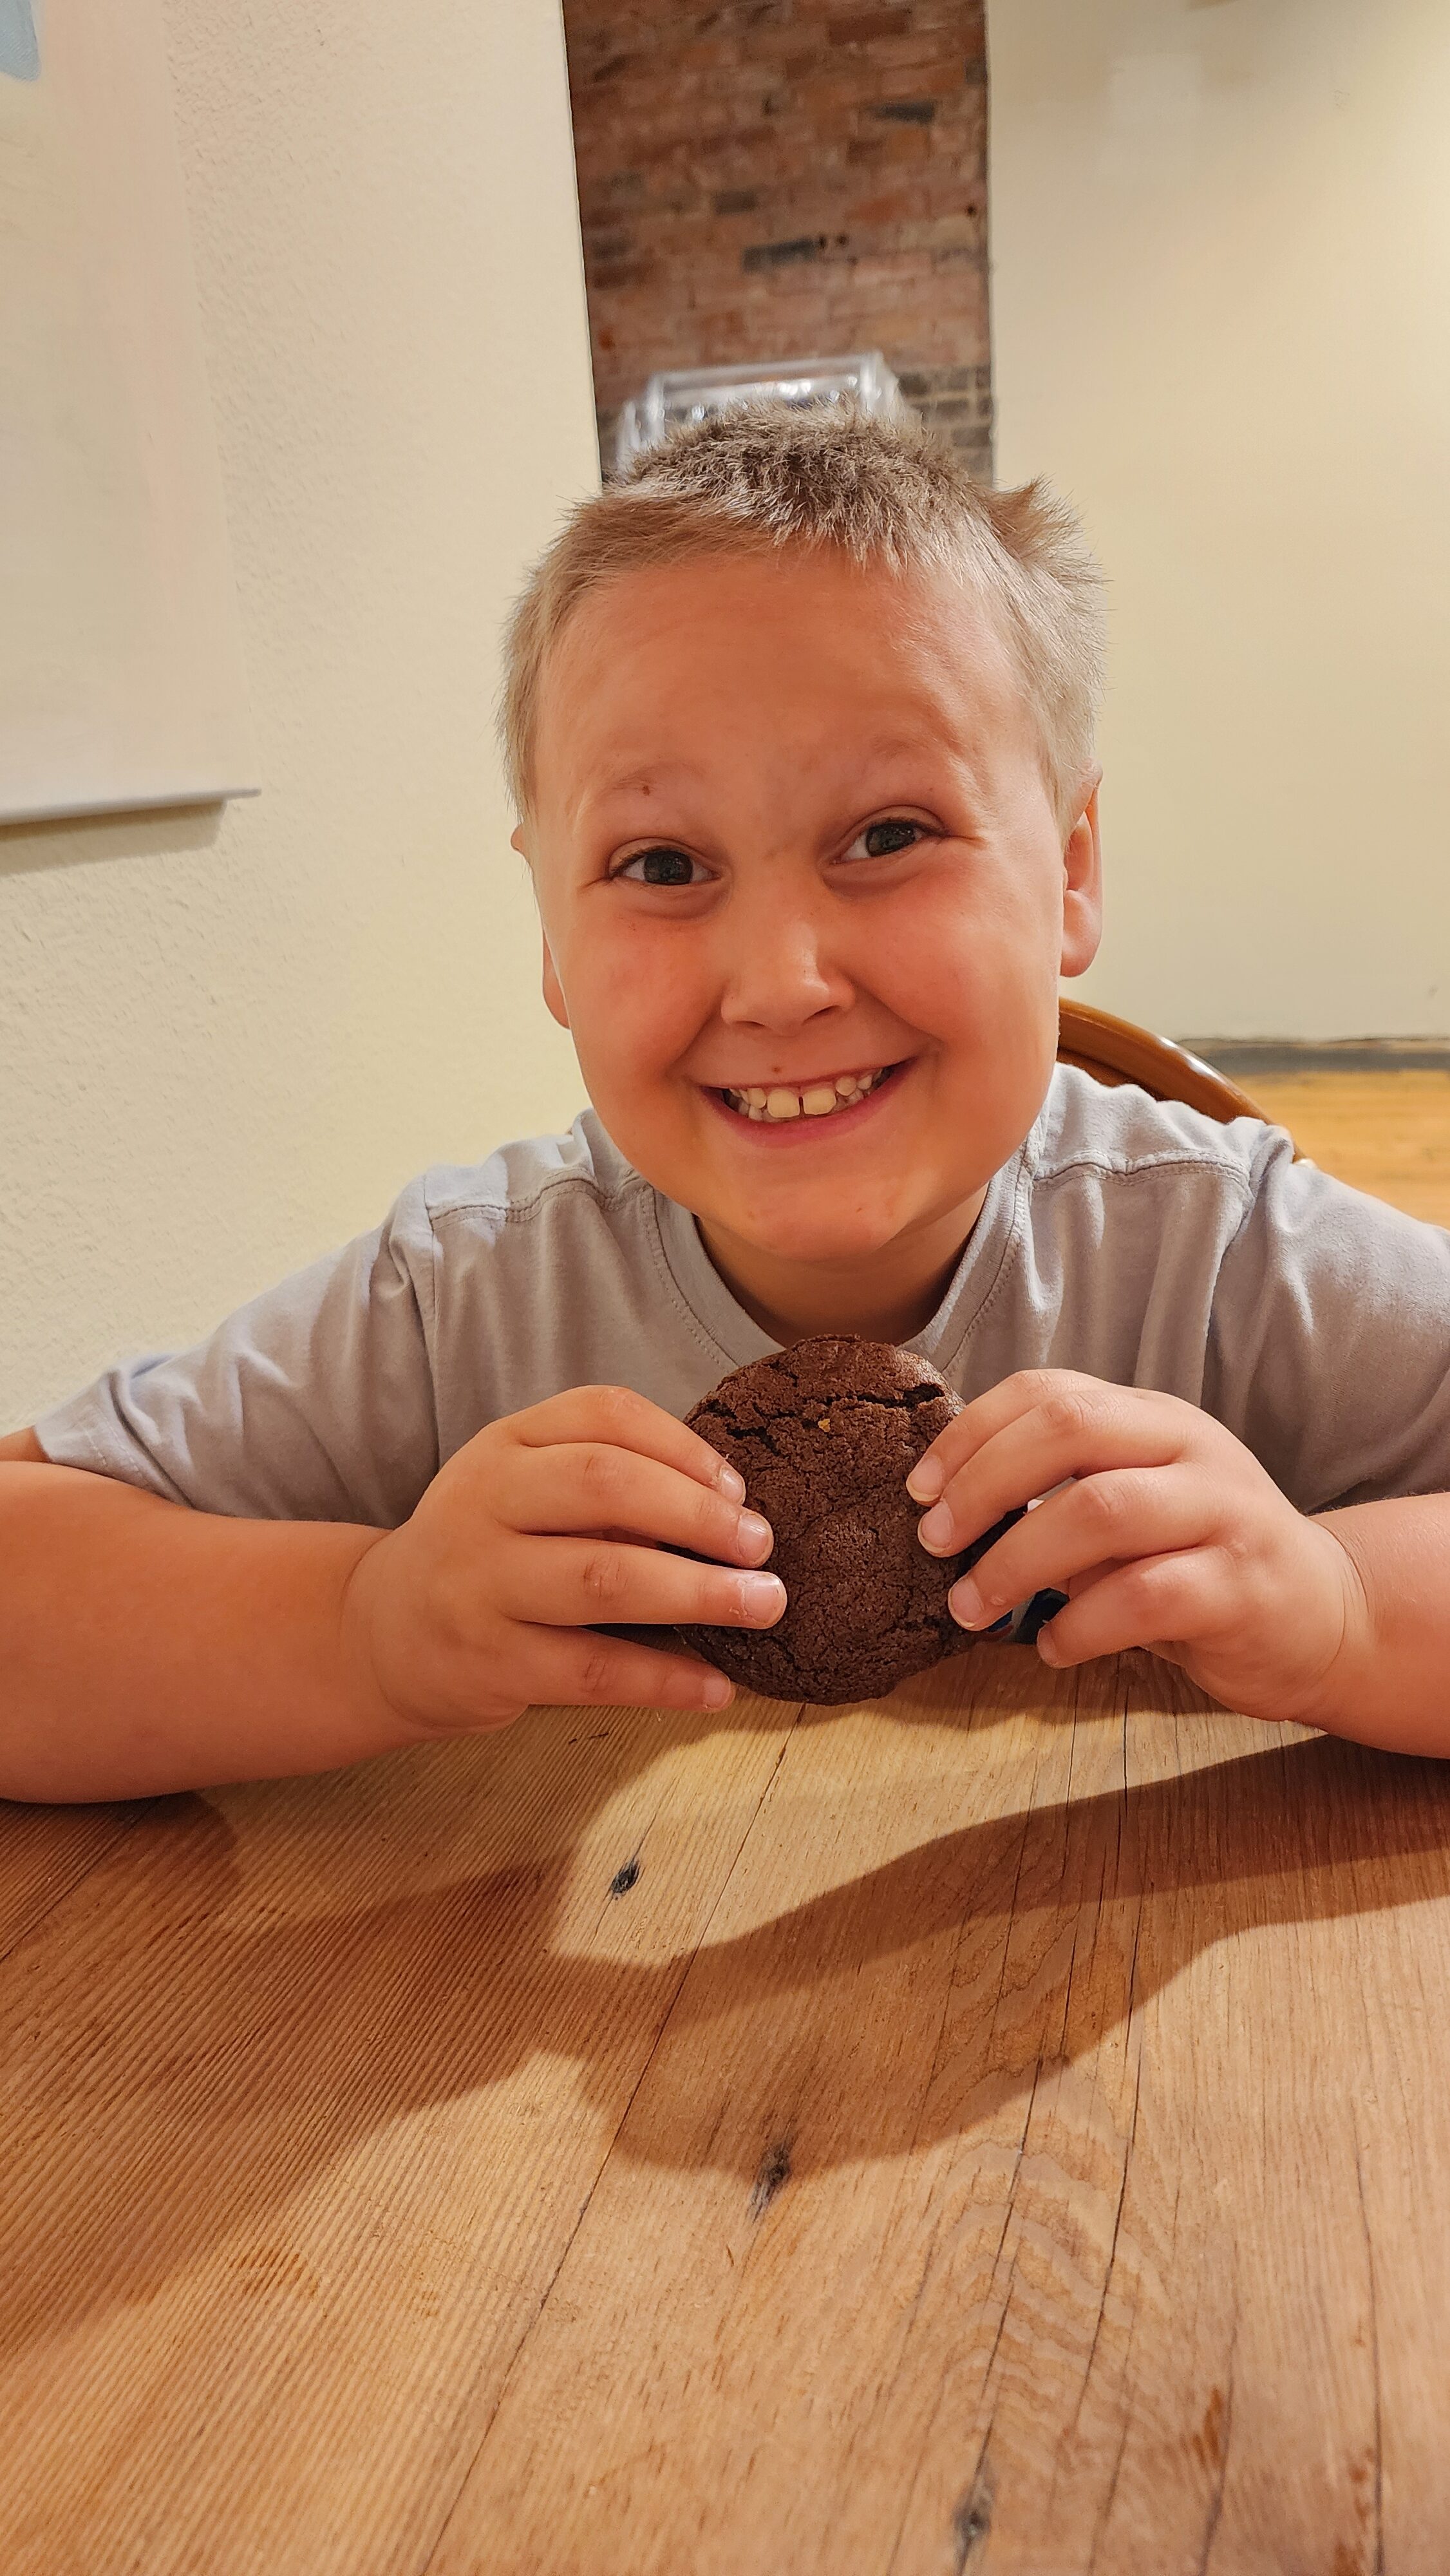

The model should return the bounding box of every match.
[735,1209,916,1265]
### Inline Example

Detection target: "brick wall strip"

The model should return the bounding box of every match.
[561,0,992,482]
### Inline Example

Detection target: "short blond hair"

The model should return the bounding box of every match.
[502,403,1104,831]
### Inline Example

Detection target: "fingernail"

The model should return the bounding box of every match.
[907,1456,945,1502]
[918,1501,955,1552]
[948,1577,985,1629]
[1037,1629,1060,1665]
[737,1510,774,1564]
[701,1671,733,1706]
[716,1463,746,1502]
[739,1572,787,1622]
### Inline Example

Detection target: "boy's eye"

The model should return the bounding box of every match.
[846,817,928,860]
[616,845,708,887]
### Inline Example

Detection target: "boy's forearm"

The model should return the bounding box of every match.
[0,1461,406,1803]
[1308,1494,1450,1755]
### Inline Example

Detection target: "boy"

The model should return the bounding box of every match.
[5,406,1450,1802]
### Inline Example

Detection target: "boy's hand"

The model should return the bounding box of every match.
[343,1386,784,1734]
[909,1370,1370,1724]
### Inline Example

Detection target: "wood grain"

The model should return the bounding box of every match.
[5,1649,1450,2573]
[0,1796,152,1959]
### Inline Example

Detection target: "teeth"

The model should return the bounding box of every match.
[722,1067,889,1122]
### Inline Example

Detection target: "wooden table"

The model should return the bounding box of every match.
[5,1645,1449,2574]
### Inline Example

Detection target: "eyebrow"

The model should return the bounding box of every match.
[831,734,957,773]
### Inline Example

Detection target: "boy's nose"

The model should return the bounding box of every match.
[716,894,854,1032]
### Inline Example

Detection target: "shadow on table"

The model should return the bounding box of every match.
[4,1677,1449,2365]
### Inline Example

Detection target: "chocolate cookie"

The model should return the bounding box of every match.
[677,1336,1022,1705]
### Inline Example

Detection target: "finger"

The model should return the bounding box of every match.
[506,1624,737,1712]
[917,1382,1201,1557]
[942,1466,1212,1630]
[503,1442,774,1565]
[511,1384,747,1501]
[1032,1549,1223,1667]
[504,1534,787,1634]
[906,1368,1097,1503]
[1063,1558,1127,1598]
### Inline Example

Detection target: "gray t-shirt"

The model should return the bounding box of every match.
[35,1066,1450,1525]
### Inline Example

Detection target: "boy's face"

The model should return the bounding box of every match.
[520,549,1100,1323]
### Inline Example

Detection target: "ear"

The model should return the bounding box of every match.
[509,822,529,858]
[1059,771,1104,980]
[541,929,570,1031]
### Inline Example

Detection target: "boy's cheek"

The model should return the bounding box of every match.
[906,921,1060,1076]
[561,948,711,1092]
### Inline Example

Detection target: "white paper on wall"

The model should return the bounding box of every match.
[0,0,256,823]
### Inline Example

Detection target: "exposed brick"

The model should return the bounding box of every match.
[742,234,833,270]
[847,185,929,223]
[561,0,990,478]
[588,260,654,292]
[828,11,907,39]
[845,124,935,167]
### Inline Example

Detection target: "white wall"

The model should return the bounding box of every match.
[1,0,596,1428]
[990,0,1450,1040]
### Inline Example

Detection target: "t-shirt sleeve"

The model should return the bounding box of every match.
[1205,1125,1450,1510]
[32,1178,440,1526]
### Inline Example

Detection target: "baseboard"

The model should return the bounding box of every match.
[1178,1038,1450,1074]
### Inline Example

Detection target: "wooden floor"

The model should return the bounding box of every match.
[1245,1068,1450,1227]
[3,1074,1449,2574]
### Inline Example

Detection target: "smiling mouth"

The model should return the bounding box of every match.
[715,1065,897,1123]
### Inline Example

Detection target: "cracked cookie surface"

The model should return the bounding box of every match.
[678,1335,1018,1705]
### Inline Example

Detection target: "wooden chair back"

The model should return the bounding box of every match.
[1058,999,1270,1128]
